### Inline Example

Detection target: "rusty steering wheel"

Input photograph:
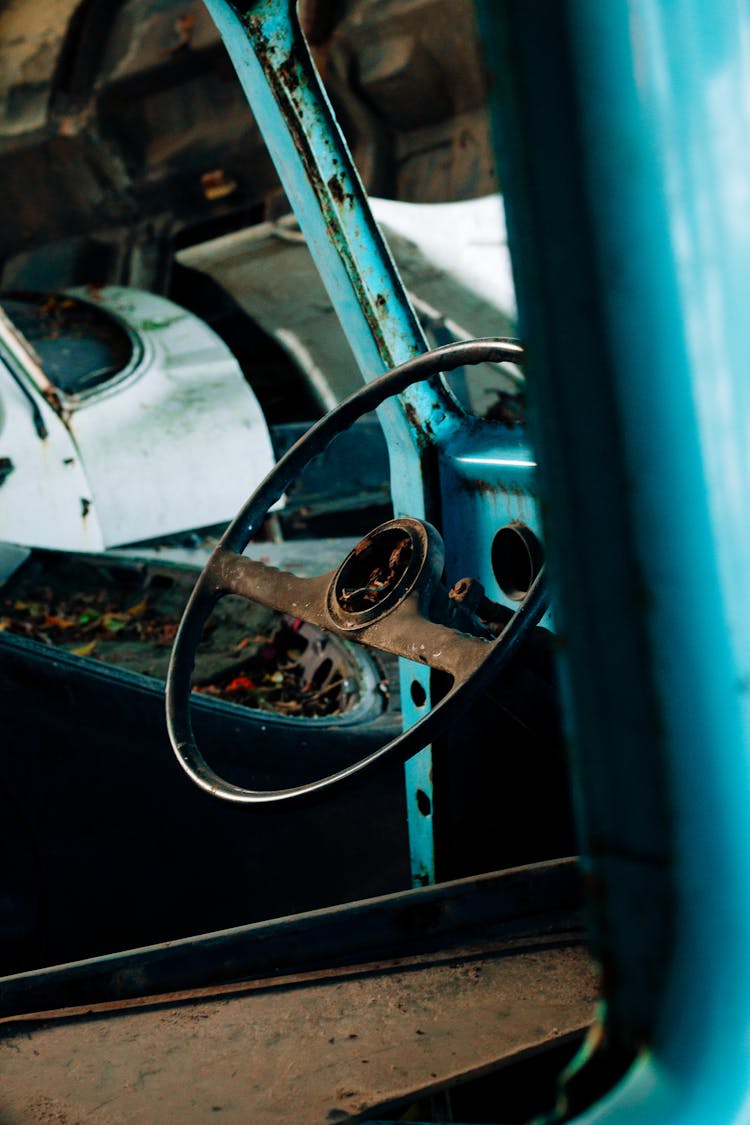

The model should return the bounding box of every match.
[166,338,547,803]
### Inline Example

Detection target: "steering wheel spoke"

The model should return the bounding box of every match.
[208,549,333,628]
[207,541,490,682]
[351,594,491,683]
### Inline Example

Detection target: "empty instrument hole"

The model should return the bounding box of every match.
[491,522,544,601]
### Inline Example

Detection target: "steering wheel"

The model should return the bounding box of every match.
[166,338,548,803]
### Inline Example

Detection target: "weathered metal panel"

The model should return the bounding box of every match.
[0,938,595,1125]
[482,0,750,1120]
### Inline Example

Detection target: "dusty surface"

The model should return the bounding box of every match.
[0,938,597,1124]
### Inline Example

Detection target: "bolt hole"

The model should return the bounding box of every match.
[415,788,431,816]
[410,680,427,707]
[491,522,544,601]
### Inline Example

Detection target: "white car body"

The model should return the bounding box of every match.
[0,286,276,552]
[0,196,516,557]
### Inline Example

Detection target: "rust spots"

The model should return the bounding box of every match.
[81,498,91,519]
[326,173,355,208]
[401,400,434,452]
[338,532,412,613]
[244,16,276,72]
[327,173,345,205]
[375,293,387,309]
[403,401,419,429]
[449,575,482,606]
[497,481,529,504]
[241,12,394,363]
[41,385,63,415]
[279,49,301,94]
[242,13,267,39]
[455,478,528,501]
[0,457,14,486]
[464,477,495,495]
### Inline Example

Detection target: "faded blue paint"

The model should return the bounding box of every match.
[440,417,541,602]
[482,0,750,1121]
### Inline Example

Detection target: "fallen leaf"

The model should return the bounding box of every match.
[71,640,97,657]
[225,675,257,693]
[102,615,127,633]
[126,597,149,618]
[43,614,77,629]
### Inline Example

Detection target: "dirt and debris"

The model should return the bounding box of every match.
[338,532,412,612]
[0,553,359,718]
[193,616,348,717]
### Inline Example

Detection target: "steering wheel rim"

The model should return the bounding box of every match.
[166,338,548,804]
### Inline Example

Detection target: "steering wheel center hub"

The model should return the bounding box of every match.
[327,518,429,629]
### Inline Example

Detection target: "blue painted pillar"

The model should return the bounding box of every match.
[481,1,750,1119]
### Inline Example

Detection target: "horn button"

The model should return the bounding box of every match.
[327,519,429,629]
